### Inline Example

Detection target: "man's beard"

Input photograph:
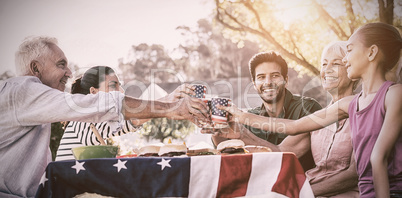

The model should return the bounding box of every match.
[259,83,286,104]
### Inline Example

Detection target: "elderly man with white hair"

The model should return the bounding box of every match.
[0,36,209,197]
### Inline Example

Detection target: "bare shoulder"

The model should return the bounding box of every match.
[388,83,402,92]
[385,84,402,109]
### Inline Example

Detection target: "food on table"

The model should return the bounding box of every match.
[187,148,217,156]
[106,137,115,146]
[217,139,247,155]
[116,151,137,158]
[107,133,141,157]
[244,145,272,153]
[138,145,161,157]
[158,143,187,157]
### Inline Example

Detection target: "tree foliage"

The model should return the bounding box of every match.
[119,19,260,83]
[214,0,401,76]
[174,19,259,80]
[119,44,178,84]
[50,122,64,161]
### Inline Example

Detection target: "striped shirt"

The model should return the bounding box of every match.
[56,120,136,161]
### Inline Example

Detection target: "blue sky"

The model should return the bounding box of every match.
[0,0,214,75]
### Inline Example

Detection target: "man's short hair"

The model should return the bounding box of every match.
[248,51,288,82]
[15,36,58,76]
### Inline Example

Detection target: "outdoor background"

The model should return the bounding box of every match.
[1,0,401,157]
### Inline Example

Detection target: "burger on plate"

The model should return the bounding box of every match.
[138,145,160,157]
[217,139,247,155]
[158,143,187,157]
[244,145,272,153]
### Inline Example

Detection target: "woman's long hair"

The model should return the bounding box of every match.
[63,66,115,129]
[71,66,115,94]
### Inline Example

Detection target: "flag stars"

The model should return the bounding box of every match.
[212,98,229,116]
[113,159,127,172]
[72,161,86,174]
[194,85,206,98]
[39,172,48,187]
[157,158,171,170]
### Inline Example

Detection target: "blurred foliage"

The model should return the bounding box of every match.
[138,118,196,143]
[119,19,260,83]
[118,44,177,84]
[50,122,65,161]
[173,19,259,80]
[214,0,401,77]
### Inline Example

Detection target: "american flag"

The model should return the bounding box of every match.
[211,98,230,123]
[193,85,206,98]
[35,153,313,198]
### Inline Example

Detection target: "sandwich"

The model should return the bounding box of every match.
[138,145,160,157]
[217,139,247,155]
[187,141,216,156]
[244,145,272,153]
[158,143,187,157]
[187,148,217,156]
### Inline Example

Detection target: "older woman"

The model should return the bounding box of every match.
[277,41,359,197]
[305,41,359,197]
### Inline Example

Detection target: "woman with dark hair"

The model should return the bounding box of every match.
[55,66,136,161]
[70,66,120,94]
[56,66,195,161]
[218,22,402,197]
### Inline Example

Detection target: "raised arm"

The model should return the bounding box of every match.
[209,122,283,151]
[209,121,310,156]
[122,95,209,125]
[128,84,199,127]
[220,96,353,135]
[371,84,402,198]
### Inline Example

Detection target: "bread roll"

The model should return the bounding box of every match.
[244,145,272,153]
[217,139,245,151]
[158,144,187,157]
[138,145,160,157]
[217,139,246,154]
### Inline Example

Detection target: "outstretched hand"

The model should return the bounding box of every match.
[159,84,195,102]
[200,121,245,139]
[168,94,210,127]
[217,103,243,122]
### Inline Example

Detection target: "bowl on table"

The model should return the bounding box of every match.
[72,145,119,160]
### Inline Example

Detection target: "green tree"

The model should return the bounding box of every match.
[214,0,401,76]
[50,122,64,161]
